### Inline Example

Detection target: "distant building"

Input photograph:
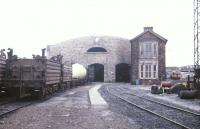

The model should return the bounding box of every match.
[180,65,194,72]
[166,67,180,79]
[130,27,167,85]
[166,66,194,80]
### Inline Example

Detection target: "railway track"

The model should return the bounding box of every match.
[0,97,19,106]
[0,87,77,119]
[115,86,200,115]
[0,100,34,119]
[107,86,200,129]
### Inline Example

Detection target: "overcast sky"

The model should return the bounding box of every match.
[0,0,193,67]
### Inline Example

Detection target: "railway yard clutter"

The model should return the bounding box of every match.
[0,83,200,129]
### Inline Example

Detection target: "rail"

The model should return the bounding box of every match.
[106,86,192,129]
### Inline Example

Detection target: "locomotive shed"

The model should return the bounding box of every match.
[47,27,167,85]
[0,83,200,129]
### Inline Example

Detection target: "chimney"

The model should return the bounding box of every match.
[144,27,153,32]
[42,48,46,58]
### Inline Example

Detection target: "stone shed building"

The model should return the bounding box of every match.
[130,27,167,85]
[47,36,131,82]
[47,27,167,84]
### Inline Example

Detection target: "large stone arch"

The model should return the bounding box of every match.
[115,63,131,82]
[71,63,87,79]
[88,63,104,82]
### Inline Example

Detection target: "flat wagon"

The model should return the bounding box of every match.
[5,49,63,98]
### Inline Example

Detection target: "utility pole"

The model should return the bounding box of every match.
[194,0,200,69]
[194,0,200,89]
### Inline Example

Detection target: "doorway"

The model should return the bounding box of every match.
[88,63,104,82]
[115,63,130,82]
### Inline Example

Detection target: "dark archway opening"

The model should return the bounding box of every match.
[88,63,104,82]
[87,47,107,52]
[116,63,130,82]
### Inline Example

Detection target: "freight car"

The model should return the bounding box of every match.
[0,49,6,94]
[60,61,72,89]
[3,48,84,99]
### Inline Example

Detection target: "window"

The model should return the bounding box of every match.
[153,65,157,78]
[139,63,158,79]
[153,44,157,57]
[145,64,151,78]
[87,47,107,52]
[140,64,144,78]
[140,45,144,56]
[140,42,157,58]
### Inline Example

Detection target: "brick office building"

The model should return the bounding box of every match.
[130,27,167,85]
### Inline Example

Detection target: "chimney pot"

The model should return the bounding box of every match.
[144,27,153,31]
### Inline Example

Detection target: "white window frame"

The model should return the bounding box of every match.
[139,63,158,79]
[140,41,158,58]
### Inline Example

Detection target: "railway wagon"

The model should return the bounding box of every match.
[5,49,65,98]
[72,77,87,86]
[61,63,72,89]
[0,49,6,94]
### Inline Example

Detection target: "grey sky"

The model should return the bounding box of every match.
[0,0,193,67]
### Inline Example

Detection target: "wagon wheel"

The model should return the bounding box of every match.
[39,87,46,99]
[52,86,55,93]
[64,83,67,90]
[49,87,53,95]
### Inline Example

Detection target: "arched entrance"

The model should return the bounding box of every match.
[115,63,130,82]
[88,63,104,82]
[72,63,87,79]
